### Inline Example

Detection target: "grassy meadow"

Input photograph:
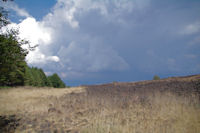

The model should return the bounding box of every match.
[0,75,200,133]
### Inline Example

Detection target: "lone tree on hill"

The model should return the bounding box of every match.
[153,75,160,80]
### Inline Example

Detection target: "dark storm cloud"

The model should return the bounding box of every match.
[5,0,200,85]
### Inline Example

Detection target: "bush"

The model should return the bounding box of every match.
[153,75,160,80]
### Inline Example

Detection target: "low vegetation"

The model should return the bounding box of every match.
[153,75,160,80]
[0,75,199,133]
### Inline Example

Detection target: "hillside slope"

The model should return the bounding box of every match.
[84,74,200,98]
[0,74,200,133]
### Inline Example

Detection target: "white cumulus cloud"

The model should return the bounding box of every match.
[4,0,155,79]
[4,17,59,65]
[18,17,52,46]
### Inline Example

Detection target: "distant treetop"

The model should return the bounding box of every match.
[153,75,160,80]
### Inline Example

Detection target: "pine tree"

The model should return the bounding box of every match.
[31,67,42,86]
[24,66,34,86]
[48,74,66,88]
[1,4,66,88]
[0,4,29,86]
[46,77,53,87]
[38,69,48,87]
[0,32,28,86]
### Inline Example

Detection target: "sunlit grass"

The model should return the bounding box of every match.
[0,76,199,133]
[80,92,200,133]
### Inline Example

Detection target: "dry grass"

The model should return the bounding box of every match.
[80,92,200,133]
[0,86,85,115]
[0,75,200,133]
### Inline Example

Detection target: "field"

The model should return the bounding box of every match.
[0,75,200,133]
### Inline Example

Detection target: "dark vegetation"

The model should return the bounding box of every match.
[24,67,66,88]
[0,30,28,86]
[0,1,65,88]
[0,115,20,133]
[85,75,200,99]
[153,75,160,80]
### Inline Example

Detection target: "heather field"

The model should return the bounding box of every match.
[0,75,200,133]
[1,0,200,133]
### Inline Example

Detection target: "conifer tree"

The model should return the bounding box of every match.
[48,74,66,88]
[0,2,29,86]
[1,2,67,88]
[24,66,34,86]
[38,69,48,87]
[0,32,28,86]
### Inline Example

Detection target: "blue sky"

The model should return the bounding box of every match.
[1,0,200,86]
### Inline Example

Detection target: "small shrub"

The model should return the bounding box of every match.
[153,75,160,80]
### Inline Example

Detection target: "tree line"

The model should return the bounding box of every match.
[0,1,66,88]
[24,67,66,88]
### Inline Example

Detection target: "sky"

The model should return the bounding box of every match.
[1,0,200,86]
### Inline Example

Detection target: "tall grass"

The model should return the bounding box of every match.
[80,91,200,133]
[0,76,199,133]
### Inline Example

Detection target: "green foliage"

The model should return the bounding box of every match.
[48,74,66,88]
[38,69,48,86]
[0,32,28,86]
[0,3,66,88]
[0,7,9,28]
[153,75,160,80]
[0,86,11,89]
[24,66,65,88]
[24,66,34,86]
[0,4,28,86]
[46,77,53,87]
